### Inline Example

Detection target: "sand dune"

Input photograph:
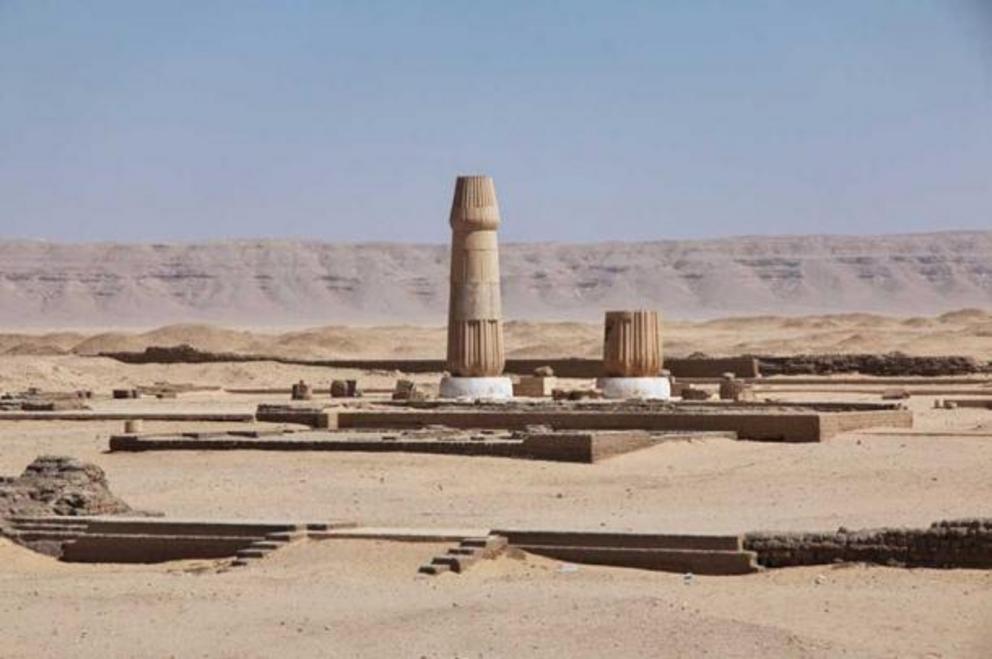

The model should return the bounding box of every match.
[2,309,990,361]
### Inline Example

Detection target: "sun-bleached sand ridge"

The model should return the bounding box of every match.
[1,308,991,363]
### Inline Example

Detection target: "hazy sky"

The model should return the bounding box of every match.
[1,1,990,243]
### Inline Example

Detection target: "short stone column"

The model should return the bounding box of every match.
[599,310,670,400]
[440,175,512,399]
[291,380,312,401]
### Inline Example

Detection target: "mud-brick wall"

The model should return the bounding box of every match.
[744,519,992,569]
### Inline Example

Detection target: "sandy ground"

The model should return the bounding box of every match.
[1,355,991,656]
[1,538,990,659]
[2,308,992,360]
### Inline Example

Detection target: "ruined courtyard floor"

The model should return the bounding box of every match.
[0,361,990,656]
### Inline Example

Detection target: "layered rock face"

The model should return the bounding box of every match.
[0,231,989,326]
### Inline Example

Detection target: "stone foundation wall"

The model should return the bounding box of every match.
[745,519,992,569]
[756,353,990,376]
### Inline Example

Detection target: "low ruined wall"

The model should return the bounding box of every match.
[756,353,990,376]
[336,409,827,442]
[745,519,992,569]
[99,346,760,378]
[103,345,992,377]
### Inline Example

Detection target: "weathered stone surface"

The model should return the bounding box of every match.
[680,385,713,401]
[745,518,992,569]
[330,379,361,398]
[392,379,432,401]
[0,456,133,519]
[0,390,90,411]
[602,310,663,377]
[445,176,505,377]
[513,376,557,398]
[756,352,987,376]
[290,380,312,401]
[719,374,754,401]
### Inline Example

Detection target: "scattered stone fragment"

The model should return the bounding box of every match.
[719,373,755,401]
[330,379,362,398]
[392,379,430,401]
[514,375,557,397]
[291,380,312,401]
[553,389,603,401]
[680,386,713,401]
[0,455,134,520]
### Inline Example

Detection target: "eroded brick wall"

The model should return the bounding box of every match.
[745,519,992,569]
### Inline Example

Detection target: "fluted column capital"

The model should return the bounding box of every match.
[450,175,501,231]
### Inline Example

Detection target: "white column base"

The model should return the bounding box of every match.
[439,376,514,400]
[597,377,671,400]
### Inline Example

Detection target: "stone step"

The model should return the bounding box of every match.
[419,534,510,577]
[247,541,283,550]
[5,530,87,542]
[418,563,451,575]
[6,516,351,538]
[59,534,261,563]
[235,548,270,559]
[461,535,507,549]
[80,520,300,537]
[310,527,489,542]
[496,530,742,552]
[430,554,479,573]
[8,521,89,531]
[461,535,508,558]
[4,516,355,565]
[517,545,760,575]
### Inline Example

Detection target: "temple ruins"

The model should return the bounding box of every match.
[599,309,671,400]
[439,175,513,399]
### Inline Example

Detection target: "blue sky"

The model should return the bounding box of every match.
[1,1,990,243]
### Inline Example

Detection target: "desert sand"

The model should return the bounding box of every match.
[0,328,991,656]
[1,308,991,365]
[1,536,989,658]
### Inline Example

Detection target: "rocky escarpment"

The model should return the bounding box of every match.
[0,231,989,326]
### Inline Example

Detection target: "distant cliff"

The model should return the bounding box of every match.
[0,231,989,327]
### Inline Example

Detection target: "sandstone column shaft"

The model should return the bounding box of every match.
[446,175,505,377]
[602,310,663,377]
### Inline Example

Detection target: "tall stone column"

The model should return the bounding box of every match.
[599,310,670,399]
[440,175,512,399]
